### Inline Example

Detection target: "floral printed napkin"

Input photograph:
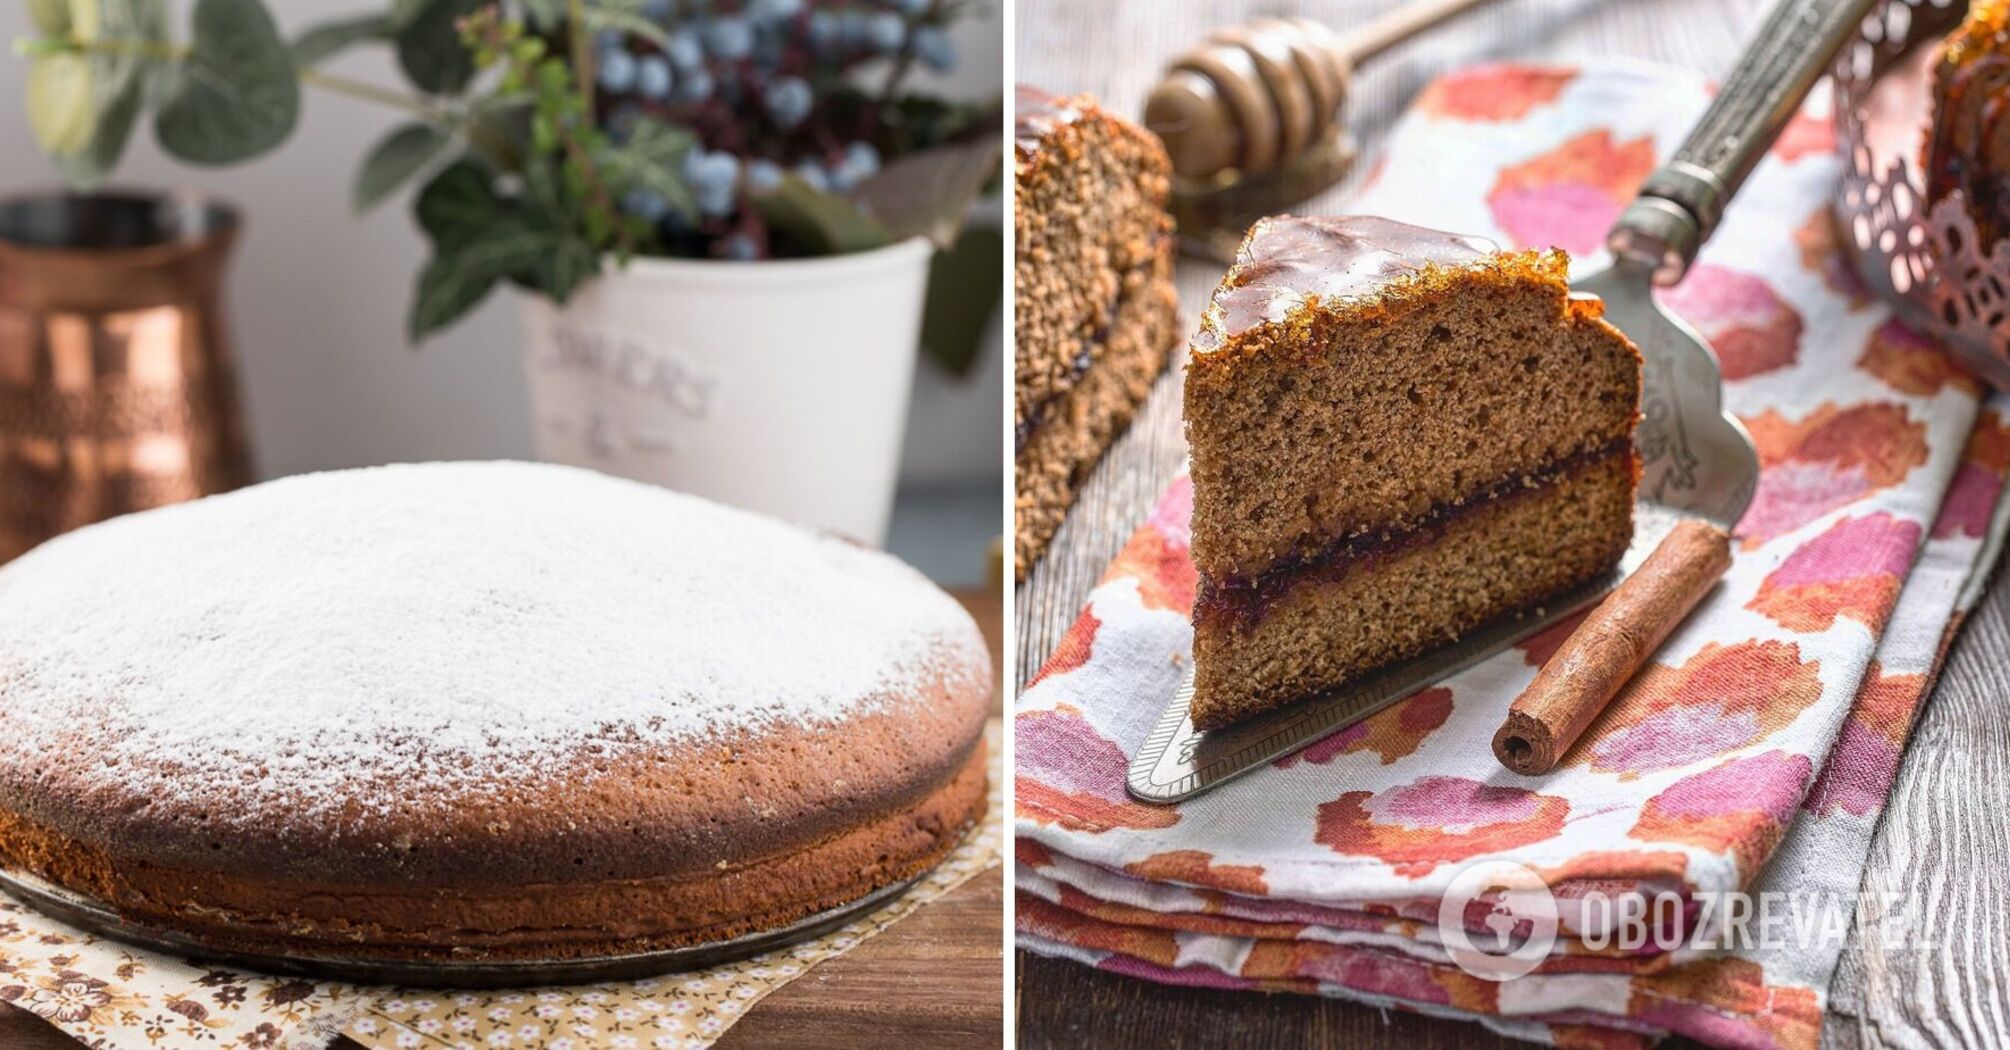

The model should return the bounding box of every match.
[0,726,999,1050]
[1015,61,2010,1049]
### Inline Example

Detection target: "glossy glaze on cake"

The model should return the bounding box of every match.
[0,461,991,962]
[1184,216,1641,730]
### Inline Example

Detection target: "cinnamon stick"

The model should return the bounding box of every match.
[1492,519,1733,776]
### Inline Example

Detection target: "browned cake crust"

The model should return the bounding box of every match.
[1184,216,1641,730]
[1013,85,1180,580]
[0,667,989,964]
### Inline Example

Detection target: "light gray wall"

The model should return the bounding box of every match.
[0,2,1003,486]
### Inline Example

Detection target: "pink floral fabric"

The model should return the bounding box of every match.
[1014,61,2010,1049]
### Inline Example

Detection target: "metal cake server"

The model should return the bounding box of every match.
[1126,0,1878,805]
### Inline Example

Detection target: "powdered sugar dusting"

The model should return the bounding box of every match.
[0,462,985,821]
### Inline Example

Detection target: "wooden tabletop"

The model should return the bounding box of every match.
[0,587,1004,1049]
[1013,1,2010,1047]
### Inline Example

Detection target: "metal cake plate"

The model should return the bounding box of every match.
[1125,503,1694,805]
[0,865,926,989]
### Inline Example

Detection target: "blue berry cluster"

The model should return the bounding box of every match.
[593,0,960,260]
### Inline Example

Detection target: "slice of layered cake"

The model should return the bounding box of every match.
[1185,216,1641,730]
[1014,86,1180,580]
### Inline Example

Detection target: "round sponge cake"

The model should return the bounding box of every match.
[0,461,990,964]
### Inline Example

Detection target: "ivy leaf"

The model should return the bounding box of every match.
[408,160,607,339]
[395,0,484,95]
[919,225,1003,378]
[414,160,506,251]
[515,231,599,304]
[26,53,94,156]
[293,13,393,67]
[154,0,300,165]
[594,122,697,219]
[409,220,548,341]
[751,177,894,257]
[354,122,450,212]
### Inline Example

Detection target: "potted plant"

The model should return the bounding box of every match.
[16,0,1000,542]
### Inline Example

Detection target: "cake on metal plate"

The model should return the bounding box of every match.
[1183,215,1642,730]
[0,461,989,968]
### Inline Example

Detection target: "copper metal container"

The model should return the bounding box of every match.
[0,191,253,562]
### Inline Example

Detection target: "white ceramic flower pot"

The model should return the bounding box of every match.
[520,237,934,544]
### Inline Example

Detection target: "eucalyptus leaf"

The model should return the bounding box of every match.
[27,0,70,36]
[919,225,1003,378]
[852,137,1001,248]
[578,6,671,50]
[26,52,93,156]
[752,177,894,257]
[52,0,167,185]
[154,0,300,165]
[355,122,450,211]
[56,65,142,186]
[395,0,483,95]
[63,0,100,41]
[293,13,392,67]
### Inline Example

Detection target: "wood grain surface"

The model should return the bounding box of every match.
[1013,1,2010,1047]
[0,587,1005,1049]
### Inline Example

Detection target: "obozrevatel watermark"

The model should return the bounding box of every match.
[1436,859,1935,981]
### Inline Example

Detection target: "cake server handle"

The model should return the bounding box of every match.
[1608,0,1879,284]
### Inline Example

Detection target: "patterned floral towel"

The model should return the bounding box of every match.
[0,727,999,1050]
[1014,61,2010,1049]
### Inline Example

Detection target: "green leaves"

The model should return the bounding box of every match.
[594,121,697,220]
[393,0,484,94]
[155,0,300,165]
[26,0,74,35]
[752,177,894,257]
[852,136,1001,248]
[919,224,1003,378]
[408,159,603,342]
[25,52,93,155]
[354,122,450,211]
[291,13,392,67]
[22,0,165,185]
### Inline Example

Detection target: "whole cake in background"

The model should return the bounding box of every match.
[1014,86,1180,580]
[1184,215,1641,730]
[1926,0,2010,251]
[0,462,990,963]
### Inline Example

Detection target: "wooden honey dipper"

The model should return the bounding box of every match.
[1145,0,1501,181]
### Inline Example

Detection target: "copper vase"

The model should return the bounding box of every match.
[0,191,252,562]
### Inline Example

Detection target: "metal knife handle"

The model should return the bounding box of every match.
[1608,0,1879,284]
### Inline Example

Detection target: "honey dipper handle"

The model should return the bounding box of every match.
[1335,0,1499,65]
[1609,0,1880,284]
